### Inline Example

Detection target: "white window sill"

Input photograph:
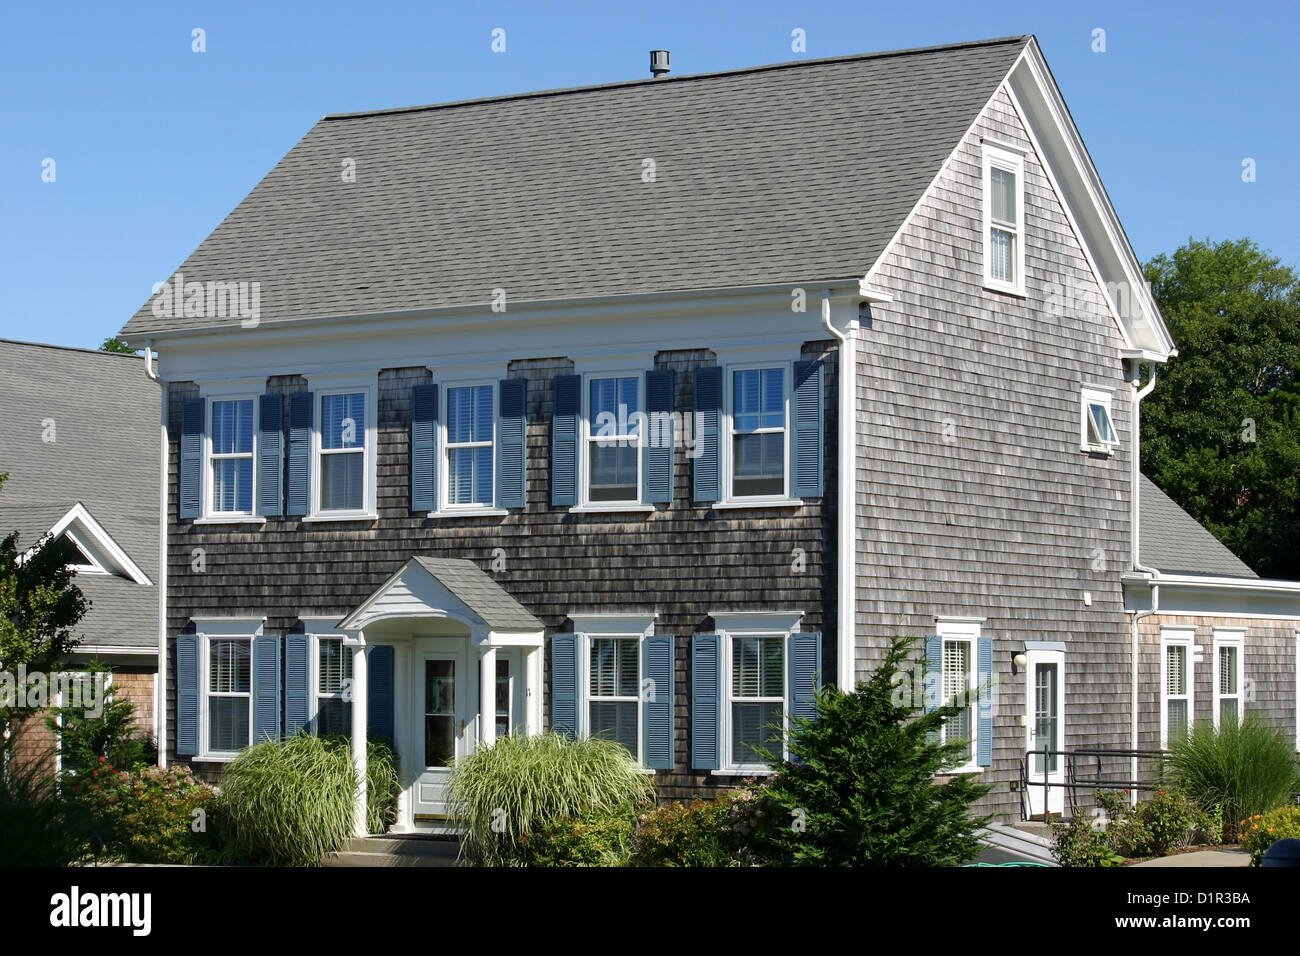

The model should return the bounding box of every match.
[711,768,778,777]
[939,764,984,776]
[710,498,804,511]
[301,513,379,524]
[194,515,267,526]
[429,508,511,519]
[568,503,656,514]
[983,281,1026,298]
[1081,444,1117,457]
[193,752,240,764]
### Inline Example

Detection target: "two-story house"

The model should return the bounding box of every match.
[118,35,1299,834]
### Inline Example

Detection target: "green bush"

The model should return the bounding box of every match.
[1097,788,1220,858]
[1050,813,1125,867]
[631,790,755,867]
[218,733,357,865]
[1239,806,1300,865]
[445,732,655,865]
[516,804,638,866]
[748,636,992,866]
[70,760,215,863]
[1167,716,1300,840]
[0,737,87,866]
[366,737,400,835]
[45,664,154,775]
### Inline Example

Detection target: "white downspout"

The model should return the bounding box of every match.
[144,342,169,769]
[1129,361,1159,797]
[822,291,858,691]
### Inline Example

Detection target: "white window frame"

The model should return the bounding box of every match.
[936,619,981,774]
[714,612,801,772]
[205,395,258,517]
[580,371,645,509]
[1212,629,1245,731]
[310,633,354,736]
[439,378,499,513]
[571,614,655,765]
[981,141,1026,296]
[195,618,263,762]
[1160,628,1195,749]
[722,361,793,506]
[1081,386,1119,455]
[306,374,378,520]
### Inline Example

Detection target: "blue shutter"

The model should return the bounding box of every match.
[692,367,721,503]
[179,399,204,519]
[496,378,527,509]
[977,635,994,767]
[551,375,580,507]
[257,394,283,517]
[643,369,675,504]
[252,633,282,743]
[551,633,577,737]
[792,360,824,498]
[286,392,313,516]
[368,644,395,742]
[788,631,822,721]
[924,634,942,745]
[284,634,310,735]
[411,384,438,512]
[642,634,675,770]
[691,634,721,770]
[176,634,199,756]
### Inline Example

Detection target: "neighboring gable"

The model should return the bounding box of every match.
[21,503,153,586]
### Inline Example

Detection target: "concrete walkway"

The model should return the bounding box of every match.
[1130,848,1251,867]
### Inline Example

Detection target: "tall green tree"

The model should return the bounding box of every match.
[1142,238,1300,579]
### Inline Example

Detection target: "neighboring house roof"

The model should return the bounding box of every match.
[121,36,1031,336]
[0,339,159,652]
[1139,475,1257,579]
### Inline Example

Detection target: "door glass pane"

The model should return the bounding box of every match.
[424,659,455,767]
[1033,663,1058,774]
[495,659,510,738]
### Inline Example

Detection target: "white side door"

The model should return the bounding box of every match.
[1024,648,1065,817]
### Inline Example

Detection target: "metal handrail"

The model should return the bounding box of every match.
[1019,748,1167,821]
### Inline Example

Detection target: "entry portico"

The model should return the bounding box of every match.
[336,557,545,836]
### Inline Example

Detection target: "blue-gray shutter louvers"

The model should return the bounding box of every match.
[691,634,721,770]
[551,633,577,737]
[551,375,580,507]
[788,631,822,721]
[924,633,942,745]
[410,384,438,512]
[252,633,282,743]
[286,392,313,516]
[284,634,310,735]
[792,360,824,498]
[257,394,283,516]
[176,633,199,756]
[692,366,721,503]
[643,369,675,504]
[977,635,993,767]
[368,644,395,742]
[179,398,205,519]
[496,378,527,509]
[642,634,674,770]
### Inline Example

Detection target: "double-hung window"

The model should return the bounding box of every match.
[308,375,377,519]
[587,636,640,755]
[1081,386,1118,454]
[942,636,977,765]
[1161,629,1194,748]
[206,636,252,755]
[982,142,1026,295]
[1213,630,1244,730]
[586,375,641,503]
[445,383,495,508]
[208,397,255,515]
[729,366,787,499]
[316,636,354,736]
[728,633,785,768]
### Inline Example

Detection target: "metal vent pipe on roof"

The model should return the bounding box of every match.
[650,50,670,77]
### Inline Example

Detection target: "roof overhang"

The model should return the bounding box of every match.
[1123,572,1300,619]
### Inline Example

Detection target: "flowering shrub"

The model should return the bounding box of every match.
[515,805,640,867]
[1053,789,1221,866]
[69,759,216,863]
[631,790,758,867]
[1238,806,1300,866]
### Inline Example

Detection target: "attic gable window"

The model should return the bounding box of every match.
[1081,386,1118,454]
[982,141,1026,295]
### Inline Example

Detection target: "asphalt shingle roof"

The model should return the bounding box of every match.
[413,557,544,631]
[121,36,1030,336]
[1139,475,1257,579]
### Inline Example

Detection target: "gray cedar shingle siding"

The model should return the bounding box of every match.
[855,87,1134,819]
[121,38,1029,336]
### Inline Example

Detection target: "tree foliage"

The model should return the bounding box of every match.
[1142,238,1300,578]
[99,336,136,354]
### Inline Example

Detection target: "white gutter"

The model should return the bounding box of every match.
[822,291,858,691]
[1128,359,1159,800]
[144,341,168,769]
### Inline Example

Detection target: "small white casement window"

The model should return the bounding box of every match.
[205,636,252,755]
[1081,387,1118,454]
[1161,629,1194,748]
[727,634,786,769]
[314,636,354,736]
[444,383,496,508]
[1213,630,1244,730]
[982,142,1026,295]
[587,636,640,756]
[585,375,641,503]
[728,365,787,500]
[208,398,256,515]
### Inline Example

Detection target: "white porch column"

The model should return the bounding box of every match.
[479,644,497,749]
[351,640,369,837]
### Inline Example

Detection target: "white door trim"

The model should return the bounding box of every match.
[1024,646,1065,817]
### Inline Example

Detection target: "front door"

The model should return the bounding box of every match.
[1025,649,1065,818]
[412,648,466,821]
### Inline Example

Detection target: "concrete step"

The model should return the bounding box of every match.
[325,835,463,867]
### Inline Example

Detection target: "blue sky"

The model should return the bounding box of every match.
[2,0,1296,349]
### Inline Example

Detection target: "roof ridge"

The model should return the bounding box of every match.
[0,338,143,360]
[323,34,1031,121]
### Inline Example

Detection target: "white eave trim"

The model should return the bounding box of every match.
[1124,572,1300,596]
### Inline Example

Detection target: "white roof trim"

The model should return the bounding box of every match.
[21,503,153,586]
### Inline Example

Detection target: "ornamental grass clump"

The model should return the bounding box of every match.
[446,733,654,865]
[218,733,357,866]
